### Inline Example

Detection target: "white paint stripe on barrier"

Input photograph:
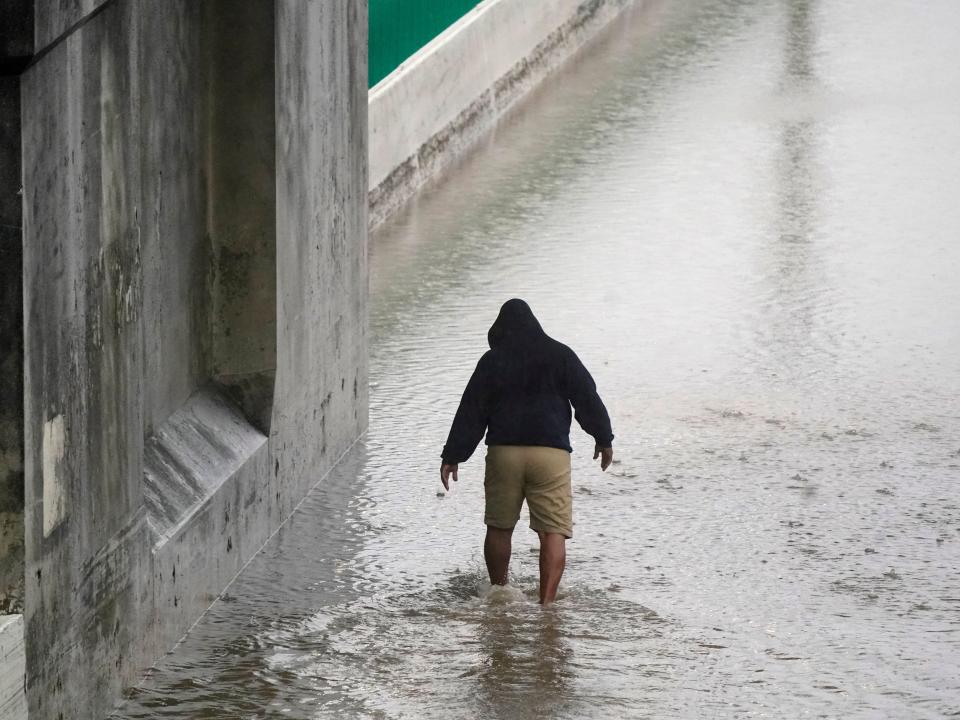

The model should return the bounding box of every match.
[368,0,630,192]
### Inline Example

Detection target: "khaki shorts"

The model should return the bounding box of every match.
[484,445,573,538]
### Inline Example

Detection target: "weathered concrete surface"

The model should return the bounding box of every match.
[274,0,368,513]
[207,1,277,433]
[0,0,33,64]
[22,3,156,714]
[33,0,111,52]
[143,389,267,545]
[0,0,31,617]
[0,75,24,616]
[368,0,643,227]
[20,0,368,716]
[139,1,210,438]
[0,615,26,720]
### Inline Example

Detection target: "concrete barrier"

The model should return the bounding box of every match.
[368,0,640,227]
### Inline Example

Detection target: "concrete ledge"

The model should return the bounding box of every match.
[149,442,272,660]
[0,614,25,720]
[143,388,267,548]
[368,0,636,228]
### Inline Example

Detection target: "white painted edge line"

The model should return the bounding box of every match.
[368,0,498,102]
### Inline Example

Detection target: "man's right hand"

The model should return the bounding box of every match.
[593,444,613,471]
[440,462,459,491]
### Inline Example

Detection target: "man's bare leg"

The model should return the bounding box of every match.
[484,526,513,585]
[538,531,566,604]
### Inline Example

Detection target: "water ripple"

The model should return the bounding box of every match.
[116,0,960,717]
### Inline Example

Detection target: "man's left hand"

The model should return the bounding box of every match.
[441,462,459,490]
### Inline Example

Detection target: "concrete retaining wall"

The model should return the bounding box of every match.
[0,7,30,710]
[0,0,32,619]
[20,1,367,717]
[0,75,25,618]
[368,0,639,227]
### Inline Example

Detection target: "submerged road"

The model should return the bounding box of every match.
[117,1,960,717]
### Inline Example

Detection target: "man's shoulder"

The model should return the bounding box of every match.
[476,348,501,372]
[550,339,577,359]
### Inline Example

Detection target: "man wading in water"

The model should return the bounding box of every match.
[440,299,614,604]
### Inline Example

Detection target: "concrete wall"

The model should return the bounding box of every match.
[20,1,367,717]
[0,615,26,720]
[1,0,33,64]
[1,0,32,619]
[274,1,369,497]
[368,0,639,227]
[0,75,27,720]
[1,3,33,713]
[0,78,24,618]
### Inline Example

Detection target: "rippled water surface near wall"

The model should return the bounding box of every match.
[116,1,960,717]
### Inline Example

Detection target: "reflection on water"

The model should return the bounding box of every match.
[115,0,960,717]
[762,0,825,382]
[473,603,571,718]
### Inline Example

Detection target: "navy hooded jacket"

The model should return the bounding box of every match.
[441,299,614,464]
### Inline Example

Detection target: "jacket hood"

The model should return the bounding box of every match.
[487,299,546,349]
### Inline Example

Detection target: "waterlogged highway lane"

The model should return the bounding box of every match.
[116,0,960,717]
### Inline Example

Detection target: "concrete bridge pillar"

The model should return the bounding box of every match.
[2,1,367,716]
[1,2,32,716]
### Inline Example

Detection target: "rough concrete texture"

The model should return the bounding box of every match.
[0,615,26,720]
[274,0,368,515]
[139,1,211,438]
[22,3,157,713]
[0,0,33,62]
[207,0,277,434]
[20,0,368,716]
[143,389,267,545]
[368,0,639,228]
[33,0,111,51]
[0,72,25,612]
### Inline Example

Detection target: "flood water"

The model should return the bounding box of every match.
[116,0,960,717]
